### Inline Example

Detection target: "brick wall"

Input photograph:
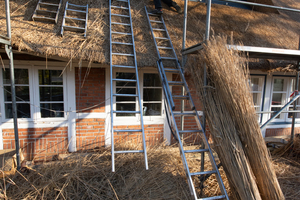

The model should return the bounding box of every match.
[75,67,105,113]
[2,127,68,161]
[76,118,106,150]
[170,74,204,144]
[265,127,300,137]
[114,124,164,147]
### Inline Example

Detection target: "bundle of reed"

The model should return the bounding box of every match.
[188,36,284,200]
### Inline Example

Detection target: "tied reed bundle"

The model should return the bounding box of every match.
[188,36,284,200]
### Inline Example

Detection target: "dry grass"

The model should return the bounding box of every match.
[188,35,284,199]
[0,142,234,200]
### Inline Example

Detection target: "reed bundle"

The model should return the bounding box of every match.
[188,36,284,200]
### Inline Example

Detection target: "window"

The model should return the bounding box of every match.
[143,73,162,116]
[115,72,136,117]
[1,67,66,121]
[2,68,31,118]
[270,77,300,121]
[39,70,64,118]
[114,71,163,118]
[250,76,265,121]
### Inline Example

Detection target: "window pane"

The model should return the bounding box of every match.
[144,74,161,87]
[143,103,161,116]
[39,70,63,85]
[272,93,284,105]
[250,78,260,91]
[271,107,283,119]
[3,69,29,84]
[40,103,64,118]
[143,89,162,101]
[252,93,261,106]
[116,72,136,86]
[273,79,284,91]
[116,103,135,116]
[5,103,30,118]
[40,87,63,101]
[116,88,136,101]
[4,86,30,101]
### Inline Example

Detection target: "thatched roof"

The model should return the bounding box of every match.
[1,0,300,69]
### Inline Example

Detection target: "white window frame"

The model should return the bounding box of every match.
[112,68,166,125]
[250,75,265,122]
[0,65,68,123]
[269,76,299,122]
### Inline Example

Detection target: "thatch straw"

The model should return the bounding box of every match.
[188,35,284,199]
[0,142,232,199]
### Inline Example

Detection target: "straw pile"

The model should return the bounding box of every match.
[188,36,284,200]
[0,143,232,199]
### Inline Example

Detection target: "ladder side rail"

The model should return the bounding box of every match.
[55,0,62,23]
[144,7,175,110]
[128,0,148,170]
[32,0,41,21]
[160,16,180,63]
[157,61,198,198]
[159,61,175,110]
[109,0,116,172]
[61,1,68,36]
[84,4,88,37]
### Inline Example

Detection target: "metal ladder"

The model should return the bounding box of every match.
[32,0,62,23]
[109,0,148,172]
[145,7,229,200]
[61,2,88,37]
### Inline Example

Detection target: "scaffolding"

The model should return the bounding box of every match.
[1,0,20,170]
[181,0,300,142]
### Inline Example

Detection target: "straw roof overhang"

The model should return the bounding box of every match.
[0,0,300,71]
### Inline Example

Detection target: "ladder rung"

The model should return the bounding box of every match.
[68,3,87,8]
[152,28,166,31]
[154,37,169,40]
[112,78,136,82]
[66,8,87,14]
[113,110,140,114]
[111,13,130,18]
[111,22,131,26]
[63,25,85,32]
[111,53,134,56]
[179,130,202,133]
[111,5,129,10]
[173,112,196,116]
[32,16,56,21]
[150,20,163,23]
[113,93,138,97]
[65,16,86,21]
[161,57,176,60]
[115,150,143,154]
[36,9,57,14]
[114,129,142,132]
[164,68,180,73]
[184,149,209,153]
[197,195,227,200]
[158,46,173,49]
[39,2,59,6]
[111,42,133,45]
[111,31,132,36]
[148,13,162,16]
[112,65,135,69]
[168,81,184,86]
[190,170,217,176]
[173,95,189,99]
[116,0,129,2]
